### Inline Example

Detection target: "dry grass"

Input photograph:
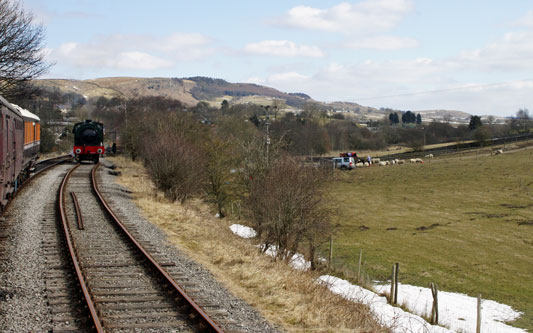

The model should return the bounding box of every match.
[109,156,387,332]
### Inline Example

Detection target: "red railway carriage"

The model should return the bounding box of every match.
[13,104,40,167]
[0,96,40,208]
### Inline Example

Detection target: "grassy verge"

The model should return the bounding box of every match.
[325,147,533,330]
[108,156,387,332]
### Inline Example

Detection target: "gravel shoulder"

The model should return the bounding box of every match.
[0,164,71,332]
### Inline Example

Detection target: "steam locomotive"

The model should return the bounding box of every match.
[0,95,41,208]
[72,120,104,163]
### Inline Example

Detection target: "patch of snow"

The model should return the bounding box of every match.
[229,224,525,333]
[320,275,451,333]
[373,283,525,333]
[229,224,256,238]
[261,245,310,270]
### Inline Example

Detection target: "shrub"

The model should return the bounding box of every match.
[245,154,331,268]
[142,128,205,202]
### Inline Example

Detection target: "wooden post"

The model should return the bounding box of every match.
[357,249,363,282]
[394,262,400,304]
[390,264,396,304]
[476,294,482,333]
[329,236,333,268]
[430,283,439,325]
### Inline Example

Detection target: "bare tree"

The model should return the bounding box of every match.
[0,0,50,98]
[245,154,332,266]
[204,137,237,217]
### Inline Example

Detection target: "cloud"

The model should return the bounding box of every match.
[456,31,533,71]
[46,33,213,72]
[268,72,310,82]
[244,40,324,57]
[514,10,533,27]
[278,0,414,34]
[345,35,418,50]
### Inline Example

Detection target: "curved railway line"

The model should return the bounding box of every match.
[1,157,275,332]
[53,162,225,332]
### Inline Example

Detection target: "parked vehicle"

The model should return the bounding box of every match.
[332,156,355,170]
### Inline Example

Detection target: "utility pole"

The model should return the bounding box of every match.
[265,116,270,163]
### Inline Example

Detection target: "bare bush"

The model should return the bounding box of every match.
[137,113,206,202]
[142,128,205,202]
[245,154,332,267]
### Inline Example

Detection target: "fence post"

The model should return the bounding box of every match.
[390,264,396,304]
[394,262,399,304]
[357,249,363,282]
[329,236,333,268]
[430,282,439,325]
[477,294,482,333]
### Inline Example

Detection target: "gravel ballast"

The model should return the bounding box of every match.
[0,165,70,332]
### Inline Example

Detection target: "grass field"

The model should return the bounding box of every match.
[326,147,533,330]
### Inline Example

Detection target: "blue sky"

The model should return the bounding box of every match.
[26,0,533,117]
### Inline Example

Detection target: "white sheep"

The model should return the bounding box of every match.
[425,153,434,158]
[364,162,370,167]
[355,162,364,168]
[373,158,381,164]
[385,161,390,165]
[410,158,417,163]
[378,161,387,166]
[397,159,405,164]
[415,158,424,163]
[495,149,503,155]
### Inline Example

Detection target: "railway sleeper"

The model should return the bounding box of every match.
[94,295,168,303]
[92,289,160,296]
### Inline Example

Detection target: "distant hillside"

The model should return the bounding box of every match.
[34,77,311,108]
[34,77,479,122]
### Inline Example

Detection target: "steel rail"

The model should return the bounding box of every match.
[59,164,104,332]
[90,163,224,333]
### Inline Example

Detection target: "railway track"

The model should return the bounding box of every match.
[55,163,225,332]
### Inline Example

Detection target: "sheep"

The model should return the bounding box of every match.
[355,162,364,168]
[385,161,390,165]
[373,158,381,164]
[494,149,503,155]
[425,153,434,159]
[410,159,417,163]
[378,161,387,166]
[364,162,370,167]
[415,158,424,163]
[397,159,405,164]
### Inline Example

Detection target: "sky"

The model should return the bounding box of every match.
[24,0,533,117]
